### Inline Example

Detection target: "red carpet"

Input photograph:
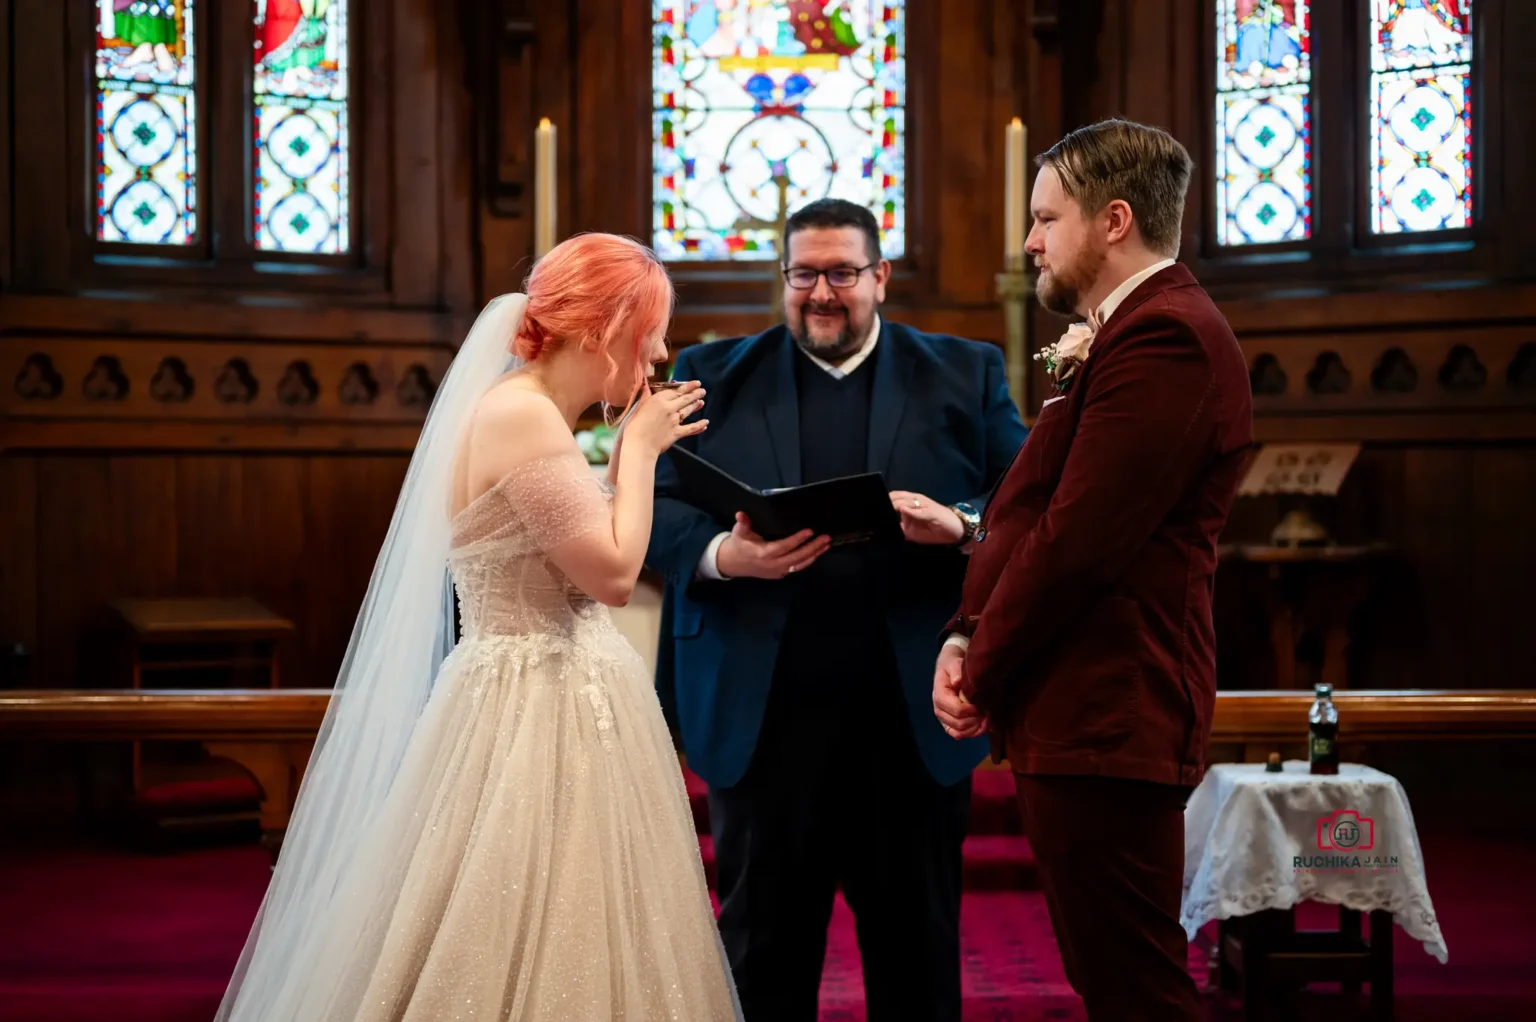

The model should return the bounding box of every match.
[1,768,1533,1022]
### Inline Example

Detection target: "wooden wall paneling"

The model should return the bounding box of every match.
[572,0,648,241]
[436,0,479,319]
[1499,0,1536,279]
[0,336,453,453]
[300,456,408,686]
[10,0,70,290]
[363,0,396,279]
[106,457,180,603]
[1164,0,1202,268]
[2,420,437,456]
[174,457,248,599]
[0,0,12,288]
[1220,284,1536,335]
[60,0,96,277]
[1121,0,1177,129]
[391,0,444,305]
[1312,0,1354,257]
[1021,0,1076,415]
[240,457,311,686]
[0,295,455,344]
[0,457,38,679]
[212,0,251,264]
[299,459,352,689]
[1079,0,1121,129]
[33,458,113,686]
[1236,323,1536,431]
[1470,448,1536,686]
[1337,449,1423,690]
[1393,448,1472,689]
[466,0,567,302]
[899,0,938,287]
[927,0,1004,309]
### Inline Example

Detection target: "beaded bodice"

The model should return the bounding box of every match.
[448,451,613,640]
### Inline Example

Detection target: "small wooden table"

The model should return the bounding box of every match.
[1216,906,1394,1021]
[109,597,294,691]
[106,598,295,827]
[1183,762,1449,1022]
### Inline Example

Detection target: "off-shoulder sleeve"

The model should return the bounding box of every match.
[494,449,613,552]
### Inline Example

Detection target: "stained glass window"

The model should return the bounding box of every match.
[1214,0,1311,246]
[652,1,906,261]
[254,0,349,253]
[95,1,197,245]
[1369,1,1472,234]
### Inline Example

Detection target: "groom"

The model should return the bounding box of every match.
[935,120,1253,1020]
[648,199,1027,1021]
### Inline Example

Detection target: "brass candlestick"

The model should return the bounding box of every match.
[996,254,1034,418]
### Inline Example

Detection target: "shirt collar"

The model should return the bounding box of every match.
[798,313,882,378]
[1093,258,1178,330]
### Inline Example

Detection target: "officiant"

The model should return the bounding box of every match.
[647,198,1028,1022]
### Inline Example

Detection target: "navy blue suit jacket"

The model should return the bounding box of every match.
[646,321,1028,789]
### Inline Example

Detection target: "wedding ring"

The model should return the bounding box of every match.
[912,499,921,508]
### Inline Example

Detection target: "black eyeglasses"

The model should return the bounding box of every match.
[782,264,875,290]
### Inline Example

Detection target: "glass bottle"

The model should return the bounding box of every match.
[1309,683,1340,775]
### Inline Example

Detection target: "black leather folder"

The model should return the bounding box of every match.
[666,445,903,546]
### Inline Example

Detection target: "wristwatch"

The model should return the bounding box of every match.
[949,502,981,545]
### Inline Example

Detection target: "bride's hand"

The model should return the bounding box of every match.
[624,380,708,458]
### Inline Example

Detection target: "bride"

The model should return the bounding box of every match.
[216,233,741,1020]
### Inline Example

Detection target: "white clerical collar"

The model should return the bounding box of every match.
[1094,258,1178,329]
[798,314,881,378]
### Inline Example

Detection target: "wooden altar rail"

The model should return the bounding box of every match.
[3,689,1535,834]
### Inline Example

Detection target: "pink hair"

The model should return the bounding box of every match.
[514,233,675,410]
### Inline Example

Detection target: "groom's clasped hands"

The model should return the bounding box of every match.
[932,642,987,740]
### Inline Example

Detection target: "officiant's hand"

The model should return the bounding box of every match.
[890,491,965,545]
[933,644,987,739]
[716,513,831,580]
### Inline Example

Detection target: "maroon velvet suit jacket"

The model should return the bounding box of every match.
[947,264,1252,787]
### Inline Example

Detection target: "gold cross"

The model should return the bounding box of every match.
[731,164,794,315]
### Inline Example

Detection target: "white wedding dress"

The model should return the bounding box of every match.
[255,447,738,1021]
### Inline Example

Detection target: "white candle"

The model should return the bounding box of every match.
[534,118,557,259]
[1004,118,1027,262]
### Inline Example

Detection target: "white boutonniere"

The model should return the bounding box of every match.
[1032,322,1095,393]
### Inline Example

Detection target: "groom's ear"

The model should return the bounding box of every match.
[1102,198,1137,247]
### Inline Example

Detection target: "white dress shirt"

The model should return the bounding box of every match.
[941,259,1177,655]
[696,315,882,580]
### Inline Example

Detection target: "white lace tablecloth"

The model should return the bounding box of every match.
[1181,761,1448,963]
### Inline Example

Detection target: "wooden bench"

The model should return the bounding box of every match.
[3,689,1534,849]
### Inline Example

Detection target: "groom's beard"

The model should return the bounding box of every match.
[1036,245,1107,318]
[789,300,868,363]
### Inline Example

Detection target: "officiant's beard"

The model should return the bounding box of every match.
[789,301,868,363]
[1036,243,1107,318]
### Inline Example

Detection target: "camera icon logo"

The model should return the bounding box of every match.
[1317,808,1375,851]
